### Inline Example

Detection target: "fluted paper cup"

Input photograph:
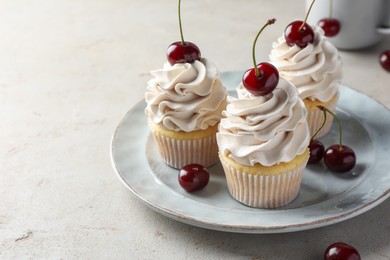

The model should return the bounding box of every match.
[219,151,309,209]
[148,121,219,169]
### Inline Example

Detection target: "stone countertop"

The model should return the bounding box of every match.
[1,0,389,259]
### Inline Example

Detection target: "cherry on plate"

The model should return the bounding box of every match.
[178,164,209,192]
[308,139,325,164]
[324,144,356,173]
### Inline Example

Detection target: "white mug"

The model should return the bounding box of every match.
[306,0,390,50]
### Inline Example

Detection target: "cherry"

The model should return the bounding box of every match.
[284,21,315,48]
[324,144,356,173]
[284,0,316,48]
[318,18,341,37]
[178,164,209,192]
[318,0,341,37]
[324,242,361,260]
[167,0,201,65]
[379,50,390,72]
[242,63,279,96]
[167,42,201,65]
[317,106,356,173]
[242,18,279,96]
[308,139,325,164]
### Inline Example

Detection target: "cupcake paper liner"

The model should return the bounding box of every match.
[220,155,308,209]
[152,132,218,169]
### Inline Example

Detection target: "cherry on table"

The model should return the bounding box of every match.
[178,164,209,192]
[167,41,201,65]
[308,139,325,164]
[324,242,361,260]
[324,144,356,173]
[284,20,315,48]
[318,18,341,37]
[379,50,390,72]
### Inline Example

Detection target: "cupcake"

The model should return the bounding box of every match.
[269,26,342,138]
[145,58,227,169]
[217,79,310,208]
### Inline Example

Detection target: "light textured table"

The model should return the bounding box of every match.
[1,0,390,259]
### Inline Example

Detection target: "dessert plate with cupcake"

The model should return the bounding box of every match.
[111,70,390,233]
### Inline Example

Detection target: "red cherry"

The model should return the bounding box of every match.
[284,20,315,48]
[324,242,361,260]
[318,18,341,37]
[242,63,279,96]
[308,139,325,164]
[178,164,209,192]
[379,50,390,72]
[243,19,278,96]
[324,144,356,173]
[167,41,201,65]
[167,0,201,65]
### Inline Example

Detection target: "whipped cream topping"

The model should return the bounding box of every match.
[145,58,227,132]
[269,26,342,102]
[217,79,310,166]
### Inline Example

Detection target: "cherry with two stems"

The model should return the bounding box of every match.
[167,0,201,65]
[284,0,316,48]
[243,18,279,96]
[318,0,341,37]
[178,164,209,192]
[318,106,356,173]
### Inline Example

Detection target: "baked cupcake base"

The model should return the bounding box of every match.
[148,121,219,169]
[304,91,339,139]
[219,149,309,209]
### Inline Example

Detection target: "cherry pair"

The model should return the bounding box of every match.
[308,106,356,173]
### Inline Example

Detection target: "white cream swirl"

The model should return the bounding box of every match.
[145,58,227,132]
[269,26,342,102]
[217,79,310,166]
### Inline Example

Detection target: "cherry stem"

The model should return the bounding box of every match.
[178,0,185,45]
[329,0,333,19]
[299,0,316,31]
[252,18,276,77]
[318,105,343,148]
[311,108,327,140]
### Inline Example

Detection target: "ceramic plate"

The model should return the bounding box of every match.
[111,71,390,233]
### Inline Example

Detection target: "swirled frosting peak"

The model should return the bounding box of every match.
[217,79,310,166]
[269,26,342,102]
[145,58,227,132]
